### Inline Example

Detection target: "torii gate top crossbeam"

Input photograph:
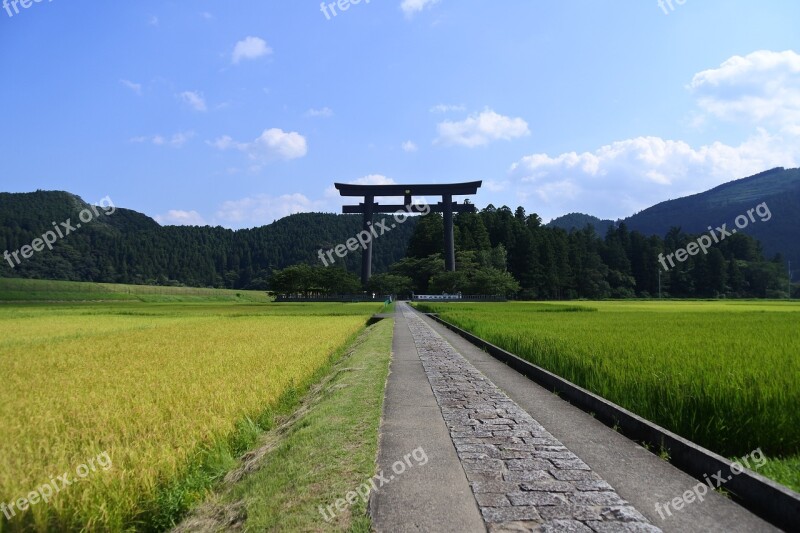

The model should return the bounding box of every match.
[334,181,482,197]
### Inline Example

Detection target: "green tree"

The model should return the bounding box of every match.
[390,255,445,294]
[367,273,413,296]
[269,264,317,296]
[407,213,444,258]
[315,267,362,294]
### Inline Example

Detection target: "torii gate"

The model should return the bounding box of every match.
[334,181,482,284]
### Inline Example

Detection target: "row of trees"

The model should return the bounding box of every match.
[269,264,362,296]
[268,251,521,298]
[405,206,791,299]
[270,204,792,299]
[211,206,798,300]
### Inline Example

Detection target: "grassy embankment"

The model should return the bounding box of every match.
[177,318,393,532]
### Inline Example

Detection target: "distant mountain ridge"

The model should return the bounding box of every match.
[547,213,615,235]
[545,167,800,267]
[0,191,416,288]
[625,167,800,266]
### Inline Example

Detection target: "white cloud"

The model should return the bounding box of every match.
[253,129,307,160]
[689,50,800,90]
[209,135,244,151]
[201,12,213,20]
[232,36,272,64]
[215,193,325,228]
[162,176,417,229]
[162,131,194,147]
[350,175,397,186]
[436,109,530,147]
[485,180,509,193]
[131,131,194,148]
[179,91,207,112]
[214,175,426,228]
[155,210,206,226]
[502,49,800,221]
[210,128,308,162]
[402,140,418,152]
[689,50,800,135]
[324,174,397,200]
[120,79,142,95]
[430,103,465,114]
[158,176,407,229]
[532,180,581,204]
[508,131,798,220]
[401,0,441,17]
[305,107,333,118]
[148,16,159,26]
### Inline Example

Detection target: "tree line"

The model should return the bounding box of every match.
[1,191,794,298]
[421,206,791,298]
[269,204,793,299]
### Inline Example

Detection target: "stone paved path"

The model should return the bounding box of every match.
[402,304,662,533]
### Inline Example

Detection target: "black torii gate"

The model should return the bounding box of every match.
[334,181,482,284]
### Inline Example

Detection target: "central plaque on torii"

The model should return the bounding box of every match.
[334,181,482,284]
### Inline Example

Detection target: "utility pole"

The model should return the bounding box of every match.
[658,269,662,300]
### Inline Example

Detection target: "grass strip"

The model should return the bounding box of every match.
[0,277,272,303]
[173,318,394,532]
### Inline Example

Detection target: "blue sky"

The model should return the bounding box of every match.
[2,0,799,228]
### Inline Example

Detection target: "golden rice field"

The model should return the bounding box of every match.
[0,301,380,531]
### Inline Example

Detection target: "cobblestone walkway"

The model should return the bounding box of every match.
[403,305,662,533]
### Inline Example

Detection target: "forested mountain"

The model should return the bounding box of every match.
[624,167,800,266]
[544,167,799,272]
[0,191,416,289]
[547,213,614,235]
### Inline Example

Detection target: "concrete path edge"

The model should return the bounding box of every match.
[369,311,485,532]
